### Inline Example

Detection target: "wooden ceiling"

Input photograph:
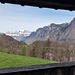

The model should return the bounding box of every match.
[0,0,75,11]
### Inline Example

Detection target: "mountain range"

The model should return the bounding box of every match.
[5,18,75,44]
[24,18,75,44]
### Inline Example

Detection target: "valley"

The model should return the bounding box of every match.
[0,17,75,64]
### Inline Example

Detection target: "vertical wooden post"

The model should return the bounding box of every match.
[61,67,73,75]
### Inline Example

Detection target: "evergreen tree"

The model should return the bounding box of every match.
[22,45,26,56]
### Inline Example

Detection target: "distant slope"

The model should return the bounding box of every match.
[24,18,75,44]
[0,52,56,68]
[0,33,26,54]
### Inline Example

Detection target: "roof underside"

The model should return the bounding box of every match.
[0,0,75,11]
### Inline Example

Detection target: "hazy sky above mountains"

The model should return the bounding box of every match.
[0,3,75,32]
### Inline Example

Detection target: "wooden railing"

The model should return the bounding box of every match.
[0,62,75,75]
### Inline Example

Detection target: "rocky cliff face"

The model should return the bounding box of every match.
[24,18,75,44]
[59,18,75,43]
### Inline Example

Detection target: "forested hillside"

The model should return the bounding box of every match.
[0,33,26,55]
[27,39,75,62]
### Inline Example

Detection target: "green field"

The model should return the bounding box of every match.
[0,52,56,68]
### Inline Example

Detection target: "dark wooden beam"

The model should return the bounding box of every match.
[0,0,75,10]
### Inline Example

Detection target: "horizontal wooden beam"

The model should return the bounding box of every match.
[0,61,75,74]
[0,0,75,10]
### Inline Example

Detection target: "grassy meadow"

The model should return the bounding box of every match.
[0,52,56,68]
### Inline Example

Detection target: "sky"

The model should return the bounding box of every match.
[0,3,75,33]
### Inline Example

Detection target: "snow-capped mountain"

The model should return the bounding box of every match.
[5,30,31,41]
[5,18,75,44]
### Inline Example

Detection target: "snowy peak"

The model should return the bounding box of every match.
[5,30,31,36]
[5,30,31,41]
